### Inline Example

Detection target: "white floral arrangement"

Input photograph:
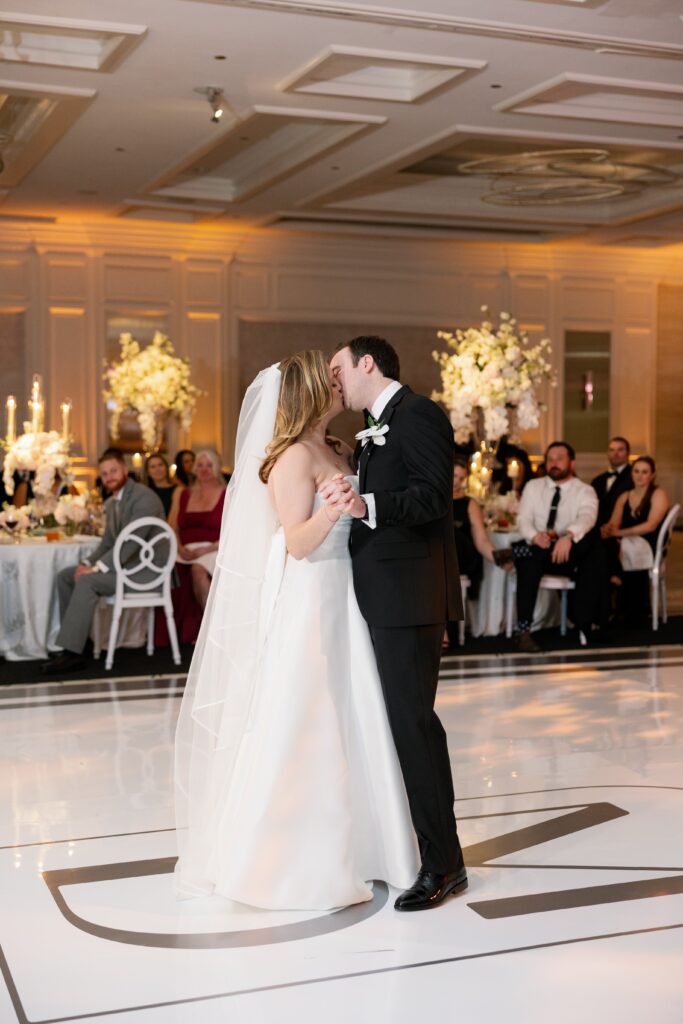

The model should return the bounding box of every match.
[2,428,73,498]
[0,503,32,532]
[433,307,556,443]
[103,332,203,453]
[54,493,89,527]
[482,491,520,529]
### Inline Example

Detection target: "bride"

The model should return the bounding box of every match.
[174,350,419,910]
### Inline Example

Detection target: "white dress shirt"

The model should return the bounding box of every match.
[605,462,629,492]
[361,380,403,529]
[517,475,598,545]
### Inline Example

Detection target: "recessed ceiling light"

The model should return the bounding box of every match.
[214,54,226,60]
[331,165,340,170]
[115,147,125,152]
[490,84,502,89]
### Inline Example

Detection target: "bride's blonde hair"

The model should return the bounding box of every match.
[259,349,333,483]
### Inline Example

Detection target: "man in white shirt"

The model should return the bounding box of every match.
[511,441,600,652]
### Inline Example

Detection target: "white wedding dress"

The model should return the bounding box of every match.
[175,476,419,911]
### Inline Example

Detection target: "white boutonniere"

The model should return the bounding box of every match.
[355,416,389,447]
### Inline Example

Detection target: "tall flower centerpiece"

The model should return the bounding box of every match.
[103,332,202,454]
[432,307,555,444]
[2,428,73,498]
[2,376,74,498]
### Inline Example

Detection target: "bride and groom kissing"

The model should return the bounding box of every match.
[175,336,467,914]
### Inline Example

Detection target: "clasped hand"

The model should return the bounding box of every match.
[318,474,366,520]
[532,532,572,564]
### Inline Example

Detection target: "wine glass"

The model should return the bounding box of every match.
[4,518,21,544]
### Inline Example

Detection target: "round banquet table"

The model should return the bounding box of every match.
[0,535,100,661]
[467,530,559,638]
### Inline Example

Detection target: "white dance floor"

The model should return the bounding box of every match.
[1,645,682,1023]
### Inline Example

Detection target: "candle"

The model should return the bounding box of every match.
[132,452,143,470]
[30,399,40,435]
[61,399,72,442]
[508,458,520,480]
[31,374,41,405]
[169,463,177,478]
[5,396,16,444]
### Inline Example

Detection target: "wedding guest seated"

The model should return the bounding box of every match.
[52,470,79,498]
[47,448,165,675]
[12,469,34,507]
[593,436,634,601]
[145,453,177,518]
[504,441,602,652]
[173,448,196,488]
[445,458,511,647]
[593,436,633,526]
[602,456,669,626]
[163,449,226,644]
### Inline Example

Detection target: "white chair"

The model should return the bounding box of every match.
[505,571,576,639]
[458,575,471,645]
[639,503,679,631]
[92,516,181,671]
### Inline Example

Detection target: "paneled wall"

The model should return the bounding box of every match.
[656,285,683,509]
[0,223,680,489]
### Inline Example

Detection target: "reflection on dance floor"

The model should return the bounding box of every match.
[1,646,682,1023]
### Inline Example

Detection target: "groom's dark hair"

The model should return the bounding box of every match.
[336,336,400,381]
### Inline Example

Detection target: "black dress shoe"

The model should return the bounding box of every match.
[40,651,86,675]
[516,629,541,654]
[394,866,468,912]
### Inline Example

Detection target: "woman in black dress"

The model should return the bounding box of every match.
[445,458,507,646]
[145,454,178,519]
[604,456,669,624]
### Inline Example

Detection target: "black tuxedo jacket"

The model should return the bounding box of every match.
[591,464,633,526]
[349,386,463,628]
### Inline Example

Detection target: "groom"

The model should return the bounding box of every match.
[325,336,466,911]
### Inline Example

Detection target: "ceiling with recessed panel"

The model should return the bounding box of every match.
[0,0,682,246]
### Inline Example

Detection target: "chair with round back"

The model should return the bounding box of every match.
[648,503,680,631]
[92,516,181,670]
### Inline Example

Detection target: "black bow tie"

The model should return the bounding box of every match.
[607,471,618,478]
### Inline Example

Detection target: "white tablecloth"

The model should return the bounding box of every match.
[0,536,100,661]
[468,531,559,637]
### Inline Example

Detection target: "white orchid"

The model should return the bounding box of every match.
[103,332,203,452]
[356,421,390,447]
[433,308,556,443]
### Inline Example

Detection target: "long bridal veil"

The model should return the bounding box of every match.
[174,363,283,897]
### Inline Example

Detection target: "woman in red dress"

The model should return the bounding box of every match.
[166,450,226,644]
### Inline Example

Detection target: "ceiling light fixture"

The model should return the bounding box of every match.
[194,86,226,123]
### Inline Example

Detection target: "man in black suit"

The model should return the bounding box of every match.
[592,436,633,527]
[325,336,466,912]
[592,436,633,587]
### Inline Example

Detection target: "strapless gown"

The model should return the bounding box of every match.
[176,479,419,910]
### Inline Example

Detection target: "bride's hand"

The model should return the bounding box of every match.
[318,474,352,506]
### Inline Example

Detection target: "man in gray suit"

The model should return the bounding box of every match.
[45,448,165,674]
